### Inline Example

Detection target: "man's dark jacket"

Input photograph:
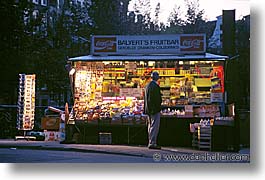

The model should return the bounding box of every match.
[144,80,162,115]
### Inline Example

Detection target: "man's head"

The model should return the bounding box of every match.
[151,71,159,81]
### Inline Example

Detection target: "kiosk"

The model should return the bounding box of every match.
[66,34,229,147]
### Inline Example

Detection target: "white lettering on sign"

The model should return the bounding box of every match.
[95,40,116,50]
[181,39,204,49]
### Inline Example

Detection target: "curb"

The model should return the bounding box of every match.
[0,143,248,159]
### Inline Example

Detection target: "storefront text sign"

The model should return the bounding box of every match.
[91,34,206,55]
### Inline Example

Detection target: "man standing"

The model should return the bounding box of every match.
[144,71,162,149]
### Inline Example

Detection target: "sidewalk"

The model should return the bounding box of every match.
[0,139,250,159]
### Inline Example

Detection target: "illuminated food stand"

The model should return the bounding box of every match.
[66,34,229,147]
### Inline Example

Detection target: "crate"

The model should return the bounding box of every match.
[99,132,112,145]
[190,123,199,149]
[198,126,212,151]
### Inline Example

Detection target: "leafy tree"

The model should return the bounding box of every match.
[133,0,151,25]
[89,0,123,35]
[166,5,184,34]
[235,16,250,108]
[168,5,184,26]
[154,2,161,31]
[0,0,37,104]
[183,0,205,34]
[131,0,154,34]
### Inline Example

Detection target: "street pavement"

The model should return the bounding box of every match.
[0,139,250,163]
[0,148,155,163]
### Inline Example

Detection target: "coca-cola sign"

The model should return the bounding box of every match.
[91,34,205,55]
[94,37,117,53]
[180,35,205,52]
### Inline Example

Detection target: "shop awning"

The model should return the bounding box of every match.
[68,53,228,62]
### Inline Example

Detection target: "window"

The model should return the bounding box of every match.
[33,0,38,4]
[41,0,47,6]
[32,10,39,19]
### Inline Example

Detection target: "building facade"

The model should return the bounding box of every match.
[208,15,223,54]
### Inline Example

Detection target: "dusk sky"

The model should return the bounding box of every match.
[128,0,250,23]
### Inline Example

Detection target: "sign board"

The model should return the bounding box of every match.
[41,116,60,130]
[44,131,60,141]
[17,74,36,130]
[211,93,223,102]
[195,78,211,87]
[102,96,126,101]
[91,34,206,55]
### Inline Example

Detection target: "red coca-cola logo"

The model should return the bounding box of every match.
[180,35,204,52]
[94,37,117,53]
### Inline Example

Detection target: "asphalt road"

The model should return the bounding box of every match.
[0,148,250,163]
[0,148,154,163]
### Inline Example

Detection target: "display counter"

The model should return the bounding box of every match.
[69,60,225,122]
[75,120,147,145]
[75,116,207,147]
[67,58,227,147]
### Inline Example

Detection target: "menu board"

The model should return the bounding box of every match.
[17,74,36,130]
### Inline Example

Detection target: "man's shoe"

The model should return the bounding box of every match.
[148,145,161,149]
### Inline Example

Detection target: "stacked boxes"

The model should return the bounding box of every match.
[198,126,212,151]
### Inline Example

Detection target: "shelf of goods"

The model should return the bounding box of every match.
[72,61,224,123]
[161,104,221,118]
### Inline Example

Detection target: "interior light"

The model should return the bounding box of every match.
[148,61,155,67]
